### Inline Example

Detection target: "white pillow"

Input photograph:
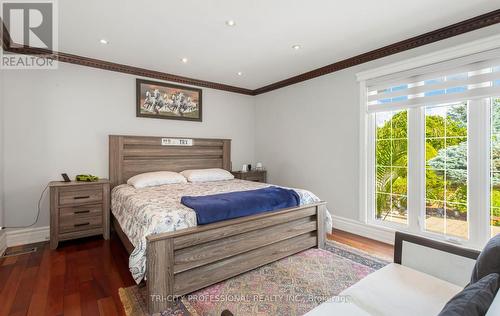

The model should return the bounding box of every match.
[181,168,234,183]
[127,171,187,188]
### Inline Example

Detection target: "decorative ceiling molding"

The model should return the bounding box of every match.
[253,9,500,95]
[0,23,254,95]
[2,9,500,96]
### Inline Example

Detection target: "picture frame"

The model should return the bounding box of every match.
[136,79,202,122]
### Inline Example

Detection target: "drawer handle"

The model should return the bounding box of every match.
[73,196,90,200]
[74,222,90,227]
[74,210,90,214]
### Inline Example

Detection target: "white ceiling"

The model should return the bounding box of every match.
[58,0,500,89]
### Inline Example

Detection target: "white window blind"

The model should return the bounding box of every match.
[366,49,500,113]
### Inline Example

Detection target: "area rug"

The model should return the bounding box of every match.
[119,241,389,316]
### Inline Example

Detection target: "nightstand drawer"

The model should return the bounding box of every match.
[59,214,103,234]
[59,188,103,205]
[244,176,264,182]
[232,171,267,183]
[60,204,103,218]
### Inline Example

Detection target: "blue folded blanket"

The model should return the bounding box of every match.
[181,186,300,225]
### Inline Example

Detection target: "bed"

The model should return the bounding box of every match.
[109,135,330,314]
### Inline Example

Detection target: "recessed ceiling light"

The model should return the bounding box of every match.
[181,57,188,63]
[292,44,302,50]
[225,20,236,27]
[99,39,109,45]
[237,71,243,76]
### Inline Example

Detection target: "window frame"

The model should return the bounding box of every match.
[364,98,491,249]
[358,35,500,249]
[367,110,410,230]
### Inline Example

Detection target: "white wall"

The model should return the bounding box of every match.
[3,23,500,234]
[255,24,500,221]
[2,63,256,227]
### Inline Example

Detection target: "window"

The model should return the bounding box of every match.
[425,103,468,239]
[361,46,500,248]
[375,110,408,225]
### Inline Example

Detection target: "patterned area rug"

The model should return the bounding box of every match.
[119,241,389,316]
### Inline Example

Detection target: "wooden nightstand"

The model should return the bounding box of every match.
[232,170,267,183]
[49,179,110,249]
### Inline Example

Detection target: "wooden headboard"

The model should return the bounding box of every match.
[109,135,231,188]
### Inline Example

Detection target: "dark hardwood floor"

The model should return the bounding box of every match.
[0,230,392,316]
[328,229,394,261]
[0,235,135,316]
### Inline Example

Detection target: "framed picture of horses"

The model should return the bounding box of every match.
[136,79,202,121]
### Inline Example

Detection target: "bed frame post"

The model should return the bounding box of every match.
[147,237,175,314]
[109,135,124,189]
[222,139,231,171]
[317,204,326,249]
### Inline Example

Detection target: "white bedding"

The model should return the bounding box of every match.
[111,179,332,283]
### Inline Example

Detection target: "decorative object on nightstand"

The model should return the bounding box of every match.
[231,170,267,183]
[49,179,110,249]
[75,174,99,182]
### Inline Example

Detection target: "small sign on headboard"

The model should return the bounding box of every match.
[161,138,193,146]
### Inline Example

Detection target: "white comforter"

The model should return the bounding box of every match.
[111,179,332,283]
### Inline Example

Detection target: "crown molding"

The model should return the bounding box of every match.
[2,9,500,96]
[253,9,500,95]
[0,25,254,95]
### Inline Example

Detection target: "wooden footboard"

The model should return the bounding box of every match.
[146,202,327,314]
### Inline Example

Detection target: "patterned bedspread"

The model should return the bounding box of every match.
[111,179,333,283]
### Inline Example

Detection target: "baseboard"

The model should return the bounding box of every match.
[2,218,394,249]
[2,218,395,248]
[0,230,7,256]
[6,226,50,247]
[332,215,395,245]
